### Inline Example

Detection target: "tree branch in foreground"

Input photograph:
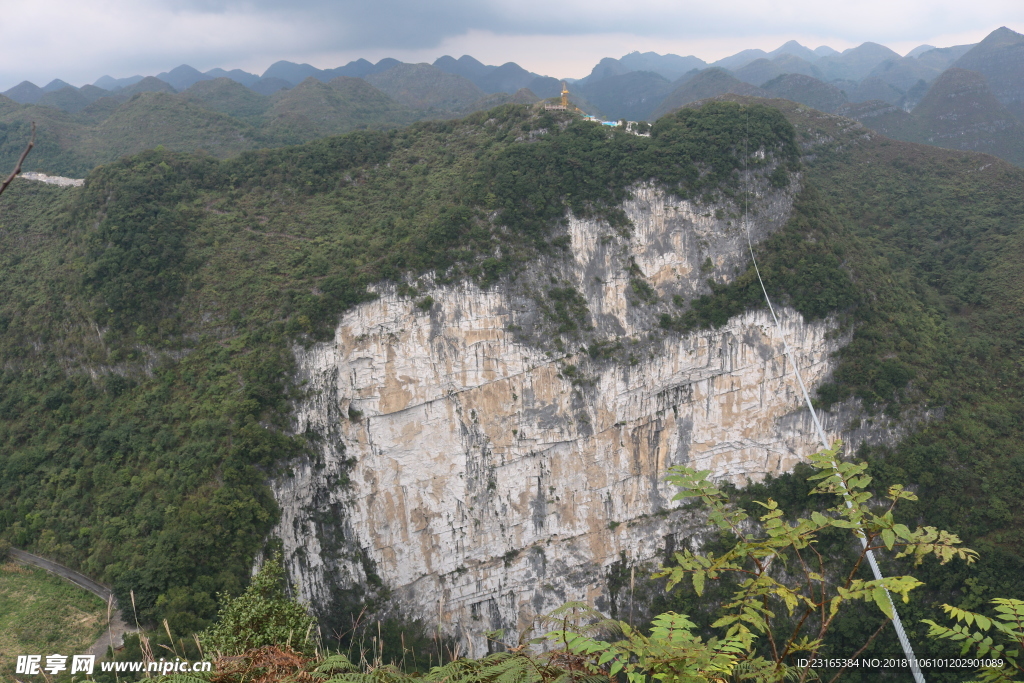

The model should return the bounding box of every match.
[0,122,36,198]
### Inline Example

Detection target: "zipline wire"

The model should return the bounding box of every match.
[742,111,926,683]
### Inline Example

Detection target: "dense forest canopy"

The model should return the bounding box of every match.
[0,103,796,633]
[0,100,1021,677]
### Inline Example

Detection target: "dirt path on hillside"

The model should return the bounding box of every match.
[9,548,136,657]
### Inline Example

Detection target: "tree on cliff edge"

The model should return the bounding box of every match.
[200,551,317,656]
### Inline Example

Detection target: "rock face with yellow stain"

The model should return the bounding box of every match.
[270,180,857,654]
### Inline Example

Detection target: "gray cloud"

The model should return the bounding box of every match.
[2,0,1024,90]
[222,0,1024,46]
[157,0,505,48]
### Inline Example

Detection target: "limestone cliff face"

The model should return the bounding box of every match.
[270,181,855,654]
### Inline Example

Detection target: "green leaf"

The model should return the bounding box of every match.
[692,571,706,596]
[881,528,896,550]
[711,615,739,628]
[872,586,894,619]
[893,524,913,540]
[829,519,860,528]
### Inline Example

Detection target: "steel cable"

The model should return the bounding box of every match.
[741,110,926,683]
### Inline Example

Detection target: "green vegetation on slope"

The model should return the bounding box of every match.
[659,186,858,333]
[178,78,273,121]
[0,107,94,176]
[761,73,848,114]
[364,64,485,111]
[652,96,1024,682]
[0,562,106,676]
[260,77,418,145]
[0,77,453,177]
[841,67,1024,166]
[200,553,316,656]
[0,103,797,645]
[1,98,1022,676]
[0,179,294,640]
[651,68,768,119]
[85,93,263,165]
[797,106,1024,583]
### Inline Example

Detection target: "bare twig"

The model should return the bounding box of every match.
[0,122,35,198]
[826,618,890,683]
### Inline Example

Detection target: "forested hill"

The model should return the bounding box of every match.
[10,28,1024,179]
[11,27,1024,178]
[0,103,799,638]
[693,98,1024,674]
[0,101,1022,667]
[0,75,532,177]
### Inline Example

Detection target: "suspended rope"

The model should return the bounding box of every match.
[742,111,926,683]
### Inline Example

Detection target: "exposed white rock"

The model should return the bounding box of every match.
[20,172,84,187]
[270,181,855,654]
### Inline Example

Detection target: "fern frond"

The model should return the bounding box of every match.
[155,674,213,683]
[315,654,360,675]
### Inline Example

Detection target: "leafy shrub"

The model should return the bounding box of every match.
[201,552,316,656]
[553,442,978,682]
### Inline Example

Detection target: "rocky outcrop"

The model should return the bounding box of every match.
[20,172,84,187]
[270,179,864,654]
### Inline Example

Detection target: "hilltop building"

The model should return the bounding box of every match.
[543,81,576,111]
[541,82,650,136]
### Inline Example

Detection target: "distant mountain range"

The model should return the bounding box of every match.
[0,69,536,176]
[5,26,1024,171]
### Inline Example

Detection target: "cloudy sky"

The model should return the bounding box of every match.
[3,0,1023,90]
